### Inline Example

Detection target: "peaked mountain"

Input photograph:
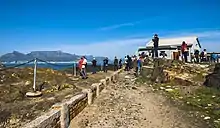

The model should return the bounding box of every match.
[0,51,107,62]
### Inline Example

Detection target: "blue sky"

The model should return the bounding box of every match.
[0,0,220,58]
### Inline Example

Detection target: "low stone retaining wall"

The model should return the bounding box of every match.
[23,69,122,128]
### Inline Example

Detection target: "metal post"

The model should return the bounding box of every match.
[74,62,77,76]
[33,58,37,92]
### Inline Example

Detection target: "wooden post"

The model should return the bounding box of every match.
[60,103,70,128]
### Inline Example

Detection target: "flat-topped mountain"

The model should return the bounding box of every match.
[0,51,106,62]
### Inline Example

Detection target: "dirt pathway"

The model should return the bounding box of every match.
[70,72,203,128]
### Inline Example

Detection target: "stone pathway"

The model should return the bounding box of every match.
[70,72,203,128]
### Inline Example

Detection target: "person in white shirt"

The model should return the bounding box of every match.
[82,56,88,79]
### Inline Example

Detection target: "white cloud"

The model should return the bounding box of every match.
[99,23,136,31]
[98,19,147,31]
[15,29,220,59]
[57,38,149,59]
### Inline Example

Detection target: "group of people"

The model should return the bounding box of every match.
[192,49,219,63]
[78,55,145,79]
[124,55,144,76]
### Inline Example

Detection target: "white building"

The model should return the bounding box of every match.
[138,36,202,62]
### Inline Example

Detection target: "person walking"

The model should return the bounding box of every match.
[181,41,188,63]
[78,57,86,79]
[103,57,108,73]
[92,58,97,74]
[114,56,118,71]
[152,34,159,58]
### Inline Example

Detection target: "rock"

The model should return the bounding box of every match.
[204,116,211,120]
[47,97,55,100]
[125,76,131,79]
[132,86,137,90]
[25,81,31,86]
[178,97,183,99]
[165,89,174,92]
[160,87,165,90]
[204,63,220,89]
[207,104,212,107]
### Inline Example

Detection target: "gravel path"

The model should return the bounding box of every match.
[70,72,202,128]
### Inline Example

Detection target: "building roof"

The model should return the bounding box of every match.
[138,44,193,52]
[146,36,201,48]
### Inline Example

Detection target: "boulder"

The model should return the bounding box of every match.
[204,63,220,89]
[151,58,169,83]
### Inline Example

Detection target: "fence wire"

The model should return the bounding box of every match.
[0,59,35,71]
[36,58,75,67]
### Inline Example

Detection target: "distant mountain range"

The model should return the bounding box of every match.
[0,51,107,62]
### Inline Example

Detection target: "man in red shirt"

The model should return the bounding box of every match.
[78,57,86,79]
[181,41,188,62]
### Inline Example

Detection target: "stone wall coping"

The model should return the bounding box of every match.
[23,69,122,128]
[23,109,60,128]
[65,93,87,106]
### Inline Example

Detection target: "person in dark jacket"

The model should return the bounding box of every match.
[119,59,122,69]
[127,55,132,70]
[103,57,108,73]
[152,34,159,58]
[194,50,200,63]
[114,56,118,71]
[92,58,97,74]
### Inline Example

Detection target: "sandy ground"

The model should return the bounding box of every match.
[70,71,204,128]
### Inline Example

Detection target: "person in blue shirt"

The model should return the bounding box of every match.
[137,56,142,75]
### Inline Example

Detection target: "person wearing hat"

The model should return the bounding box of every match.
[152,34,159,58]
[92,58,97,74]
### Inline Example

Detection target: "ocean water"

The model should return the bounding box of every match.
[3,62,107,70]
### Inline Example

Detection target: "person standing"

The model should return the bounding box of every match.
[119,59,122,69]
[78,57,86,79]
[114,56,118,71]
[103,57,108,73]
[133,56,138,76]
[92,58,97,74]
[124,56,128,71]
[137,56,142,76]
[181,41,188,63]
[127,55,132,70]
[152,34,159,58]
[82,56,88,78]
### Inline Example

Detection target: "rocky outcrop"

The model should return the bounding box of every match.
[151,58,169,83]
[204,63,220,89]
